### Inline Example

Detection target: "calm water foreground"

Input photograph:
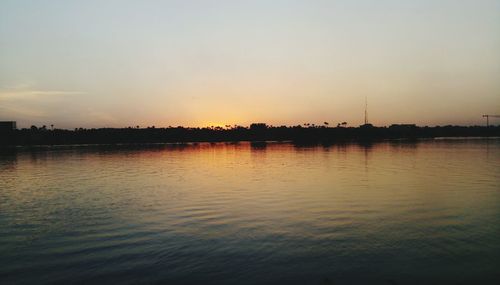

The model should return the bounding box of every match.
[1,139,499,285]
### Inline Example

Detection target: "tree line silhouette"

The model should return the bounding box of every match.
[1,123,499,146]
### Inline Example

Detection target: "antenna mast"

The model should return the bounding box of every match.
[364,96,368,125]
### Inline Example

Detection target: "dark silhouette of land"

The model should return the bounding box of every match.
[1,123,499,147]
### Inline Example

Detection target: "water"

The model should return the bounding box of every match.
[1,140,499,284]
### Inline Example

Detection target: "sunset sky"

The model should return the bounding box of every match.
[1,0,499,128]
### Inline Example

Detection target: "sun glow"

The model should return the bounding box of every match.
[202,122,232,129]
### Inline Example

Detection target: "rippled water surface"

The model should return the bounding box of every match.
[1,140,499,284]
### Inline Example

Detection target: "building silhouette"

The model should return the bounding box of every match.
[0,121,16,132]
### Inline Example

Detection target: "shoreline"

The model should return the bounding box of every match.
[2,125,500,149]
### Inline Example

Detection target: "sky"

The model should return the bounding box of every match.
[1,0,499,128]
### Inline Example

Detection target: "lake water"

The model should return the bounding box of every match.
[1,139,499,284]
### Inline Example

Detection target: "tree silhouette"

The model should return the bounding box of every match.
[2,123,499,147]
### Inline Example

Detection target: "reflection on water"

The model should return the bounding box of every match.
[1,140,499,284]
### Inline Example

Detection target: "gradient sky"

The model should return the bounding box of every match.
[1,0,499,128]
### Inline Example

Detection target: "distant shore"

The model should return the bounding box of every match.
[1,124,500,147]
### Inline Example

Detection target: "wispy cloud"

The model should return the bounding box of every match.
[0,105,48,118]
[0,84,86,125]
[0,89,84,100]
